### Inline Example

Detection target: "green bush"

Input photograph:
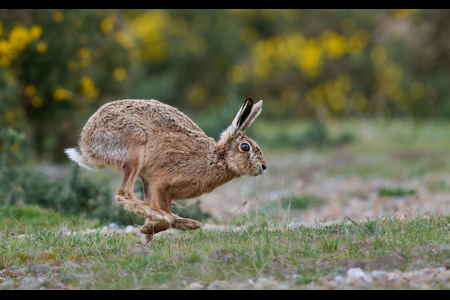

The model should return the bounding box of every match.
[0,127,26,205]
[0,130,142,226]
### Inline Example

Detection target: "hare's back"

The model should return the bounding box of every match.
[80,99,207,160]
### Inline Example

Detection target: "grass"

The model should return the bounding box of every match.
[0,205,100,236]
[251,118,450,178]
[378,187,416,197]
[2,119,450,289]
[282,195,325,210]
[1,215,449,289]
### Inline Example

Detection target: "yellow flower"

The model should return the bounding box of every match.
[6,111,16,123]
[113,68,127,82]
[101,17,114,33]
[391,9,420,19]
[29,25,43,40]
[10,143,20,152]
[53,88,72,101]
[297,39,324,79]
[52,11,64,23]
[115,31,135,49]
[186,83,208,106]
[37,41,48,54]
[78,47,90,59]
[31,97,43,107]
[320,30,347,59]
[8,25,29,51]
[25,84,36,97]
[80,76,99,99]
[227,65,249,84]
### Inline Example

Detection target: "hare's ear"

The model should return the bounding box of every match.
[239,99,262,132]
[219,97,254,142]
[231,97,254,134]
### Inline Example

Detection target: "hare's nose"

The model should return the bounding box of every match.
[262,164,267,171]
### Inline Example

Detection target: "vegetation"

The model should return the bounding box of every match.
[1,214,449,289]
[1,9,450,289]
[1,9,450,160]
[282,195,325,210]
[379,187,416,197]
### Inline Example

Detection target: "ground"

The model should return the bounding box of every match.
[1,119,450,289]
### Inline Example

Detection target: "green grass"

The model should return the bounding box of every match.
[252,119,450,177]
[282,195,325,210]
[378,187,416,197]
[1,214,450,289]
[2,119,450,289]
[0,205,100,236]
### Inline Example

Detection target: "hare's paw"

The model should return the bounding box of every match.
[115,195,174,223]
[140,219,171,235]
[171,215,202,231]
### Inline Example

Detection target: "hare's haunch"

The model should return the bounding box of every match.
[65,97,266,242]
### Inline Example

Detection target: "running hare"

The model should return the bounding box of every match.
[65,97,266,242]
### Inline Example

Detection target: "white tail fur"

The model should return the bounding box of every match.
[64,148,102,170]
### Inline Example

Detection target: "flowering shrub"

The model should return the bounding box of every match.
[0,9,448,159]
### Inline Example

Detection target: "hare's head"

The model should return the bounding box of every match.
[219,97,267,177]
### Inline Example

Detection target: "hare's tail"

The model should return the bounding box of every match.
[64,148,104,170]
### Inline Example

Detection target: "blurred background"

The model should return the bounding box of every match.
[2,9,450,229]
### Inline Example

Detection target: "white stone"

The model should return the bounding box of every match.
[109,223,119,230]
[347,267,366,278]
[257,277,269,283]
[185,282,204,290]
[125,225,136,233]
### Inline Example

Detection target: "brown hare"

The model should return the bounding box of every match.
[65,97,267,242]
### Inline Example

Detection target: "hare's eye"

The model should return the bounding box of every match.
[240,143,250,152]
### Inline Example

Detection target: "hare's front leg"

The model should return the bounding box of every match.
[115,154,173,224]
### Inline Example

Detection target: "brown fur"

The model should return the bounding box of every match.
[66,98,266,242]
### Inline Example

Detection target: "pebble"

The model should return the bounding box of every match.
[207,280,230,290]
[109,223,119,230]
[346,267,365,278]
[125,225,137,233]
[185,282,204,290]
[300,266,450,289]
[53,283,65,289]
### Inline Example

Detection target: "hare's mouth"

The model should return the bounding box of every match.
[252,163,266,176]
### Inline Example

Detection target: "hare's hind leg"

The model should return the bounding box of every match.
[140,177,202,233]
[139,176,171,242]
[115,150,173,224]
[170,214,202,231]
